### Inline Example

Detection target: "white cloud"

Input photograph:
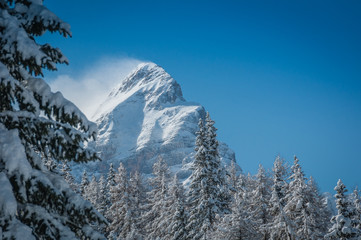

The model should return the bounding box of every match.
[49,57,143,120]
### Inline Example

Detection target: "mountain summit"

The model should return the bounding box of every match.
[80,62,236,178]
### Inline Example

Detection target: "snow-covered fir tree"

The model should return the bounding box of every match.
[108,163,134,239]
[97,175,108,217]
[325,179,358,240]
[87,175,100,208]
[186,113,231,240]
[306,176,331,237]
[219,179,258,240]
[0,1,104,239]
[350,187,361,236]
[61,160,77,192]
[249,164,272,239]
[165,175,188,240]
[106,163,116,210]
[283,156,324,239]
[128,170,148,234]
[143,157,171,239]
[81,169,90,197]
[266,157,296,240]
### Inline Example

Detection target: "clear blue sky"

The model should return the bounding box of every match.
[43,0,361,193]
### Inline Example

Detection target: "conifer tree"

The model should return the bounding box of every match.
[0,1,103,238]
[221,182,258,240]
[97,175,108,217]
[249,164,272,239]
[143,158,171,239]
[187,114,231,240]
[266,157,296,240]
[61,160,77,192]
[284,156,318,239]
[128,170,148,232]
[81,169,90,197]
[306,176,331,237]
[106,163,116,211]
[325,179,357,239]
[166,175,188,240]
[108,163,133,239]
[350,187,361,236]
[88,175,100,208]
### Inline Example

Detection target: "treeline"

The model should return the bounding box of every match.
[60,114,361,240]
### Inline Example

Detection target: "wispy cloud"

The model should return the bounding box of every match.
[49,57,143,120]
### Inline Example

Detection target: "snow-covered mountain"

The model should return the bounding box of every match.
[74,62,236,179]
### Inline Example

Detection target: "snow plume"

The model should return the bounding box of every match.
[49,57,143,120]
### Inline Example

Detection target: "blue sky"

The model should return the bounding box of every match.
[43,0,361,193]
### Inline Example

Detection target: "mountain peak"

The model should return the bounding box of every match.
[92,62,185,120]
[77,62,236,180]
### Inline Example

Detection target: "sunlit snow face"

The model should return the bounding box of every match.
[48,57,142,120]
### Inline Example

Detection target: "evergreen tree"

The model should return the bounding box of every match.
[166,175,188,240]
[350,187,361,236]
[221,182,258,240]
[186,114,231,240]
[266,157,296,240]
[81,169,90,197]
[128,170,148,233]
[97,175,108,216]
[249,164,272,239]
[88,175,100,208]
[307,176,331,237]
[283,156,324,239]
[143,158,171,239]
[106,163,116,212]
[0,1,103,238]
[61,160,77,192]
[325,179,357,239]
[108,163,134,239]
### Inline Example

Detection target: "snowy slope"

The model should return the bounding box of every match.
[74,62,236,179]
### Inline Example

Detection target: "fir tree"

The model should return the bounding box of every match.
[143,157,171,239]
[81,170,90,197]
[350,187,361,236]
[266,157,296,240]
[61,160,77,192]
[187,114,231,240]
[283,156,316,239]
[306,176,331,237]
[108,163,134,239]
[97,175,108,217]
[128,170,148,233]
[325,179,357,239]
[165,175,188,240]
[0,1,103,238]
[249,164,272,239]
[88,175,100,208]
[106,163,116,211]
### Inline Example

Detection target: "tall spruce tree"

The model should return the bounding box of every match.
[81,169,90,197]
[106,163,116,211]
[166,175,188,240]
[187,113,231,240]
[284,156,325,239]
[97,175,108,217]
[0,1,104,239]
[61,160,77,192]
[350,187,361,236]
[266,157,296,240]
[143,157,171,239]
[249,164,272,240]
[108,163,134,239]
[325,179,357,240]
[87,175,100,208]
[128,170,147,234]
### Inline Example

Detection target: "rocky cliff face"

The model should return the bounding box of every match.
[75,62,236,179]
